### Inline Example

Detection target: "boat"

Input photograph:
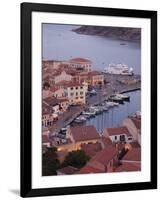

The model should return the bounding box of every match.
[74,115,87,123]
[82,111,96,117]
[103,63,134,75]
[89,89,97,95]
[120,43,126,45]
[109,96,124,104]
[116,93,130,101]
[89,106,103,114]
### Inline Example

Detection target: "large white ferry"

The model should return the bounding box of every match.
[103,63,134,75]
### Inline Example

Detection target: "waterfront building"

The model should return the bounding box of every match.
[68,57,92,72]
[58,98,69,112]
[78,71,104,86]
[56,126,100,152]
[42,102,58,127]
[42,60,65,70]
[43,97,60,114]
[103,126,133,143]
[50,86,66,99]
[66,125,100,147]
[64,81,88,105]
[123,115,141,145]
[54,70,73,84]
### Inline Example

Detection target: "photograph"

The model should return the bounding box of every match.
[42,23,141,176]
[21,3,157,197]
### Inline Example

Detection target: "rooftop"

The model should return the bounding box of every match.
[69,125,100,142]
[42,102,52,115]
[105,126,131,137]
[57,166,78,175]
[115,162,141,172]
[69,57,92,64]
[89,146,118,165]
[122,147,141,162]
[43,97,59,107]
[78,165,104,174]
[42,135,50,143]
[81,142,102,157]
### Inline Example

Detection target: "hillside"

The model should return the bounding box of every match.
[72,26,141,41]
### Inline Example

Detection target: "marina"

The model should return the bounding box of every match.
[70,90,141,133]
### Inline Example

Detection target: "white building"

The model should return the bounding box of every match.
[64,81,88,105]
[103,126,133,143]
[69,57,92,72]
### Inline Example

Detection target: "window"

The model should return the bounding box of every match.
[76,87,78,90]
[70,87,73,90]
[80,91,83,95]
[115,136,117,140]
[120,135,125,142]
[70,93,74,96]
[80,86,83,89]
[76,92,78,96]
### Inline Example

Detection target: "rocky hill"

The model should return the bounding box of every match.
[72,26,141,41]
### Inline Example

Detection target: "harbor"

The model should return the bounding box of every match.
[71,90,141,133]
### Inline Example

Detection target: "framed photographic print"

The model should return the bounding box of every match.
[21,2,157,197]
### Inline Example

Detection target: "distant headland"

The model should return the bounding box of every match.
[72,26,141,42]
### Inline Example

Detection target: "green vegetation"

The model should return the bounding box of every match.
[62,150,90,169]
[42,147,60,176]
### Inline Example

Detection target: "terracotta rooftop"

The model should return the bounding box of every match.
[81,142,102,157]
[57,166,78,175]
[42,102,52,115]
[50,86,59,93]
[105,126,132,137]
[115,162,141,172]
[129,141,141,148]
[88,71,102,76]
[101,137,113,148]
[69,125,100,142]
[58,98,69,103]
[122,147,141,162]
[78,165,104,174]
[89,146,118,165]
[43,97,59,107]
[42,135,50,143]
[69,57,92,64]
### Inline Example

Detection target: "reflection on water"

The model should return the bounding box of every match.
[72,90,141,133]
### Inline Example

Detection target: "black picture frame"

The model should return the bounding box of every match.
[21,2,157,198]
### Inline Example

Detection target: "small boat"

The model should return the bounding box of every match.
[120,43,126,45]
[116,94,130,101]
[74,116,86,123]
[109,96,124,104]
[82,111,96,117]
[89,89,97,95]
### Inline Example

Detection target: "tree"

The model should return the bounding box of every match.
[42,147,60,176]
[62,150,90,169]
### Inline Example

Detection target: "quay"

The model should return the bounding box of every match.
[49,74,141,135]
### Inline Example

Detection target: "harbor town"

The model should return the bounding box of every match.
[42,57,141,176]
